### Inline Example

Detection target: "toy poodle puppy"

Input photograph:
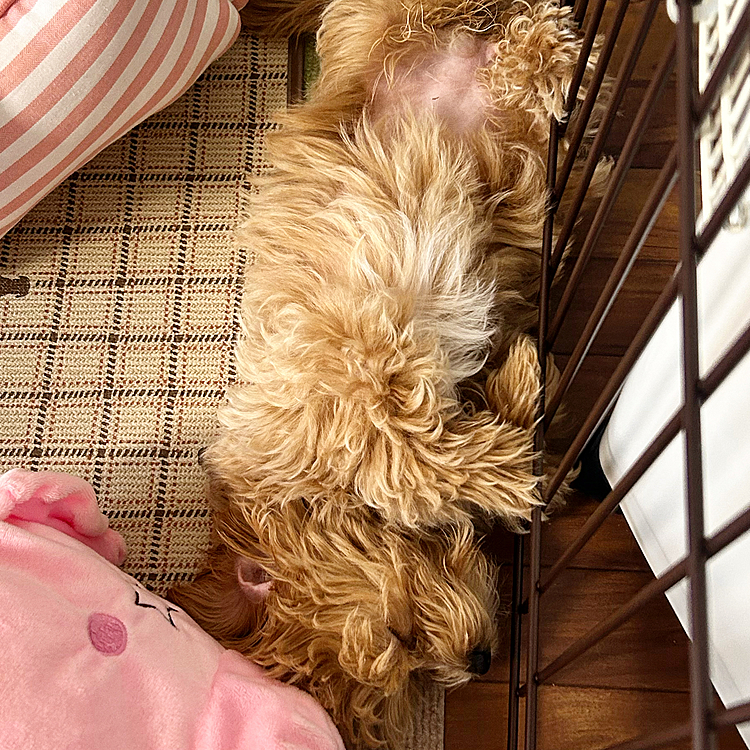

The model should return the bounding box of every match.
[173,0,607,746]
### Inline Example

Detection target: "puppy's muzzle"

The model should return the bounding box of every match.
[468,647,492,675]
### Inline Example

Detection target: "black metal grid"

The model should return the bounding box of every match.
[508,0,750,749]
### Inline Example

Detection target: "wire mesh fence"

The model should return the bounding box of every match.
[508,0,750,748]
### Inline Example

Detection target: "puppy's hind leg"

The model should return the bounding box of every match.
[479,1,583,136]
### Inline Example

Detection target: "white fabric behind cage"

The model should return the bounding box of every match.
[599,0,750,744]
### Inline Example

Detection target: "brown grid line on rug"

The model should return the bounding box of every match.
[0,31,285,590]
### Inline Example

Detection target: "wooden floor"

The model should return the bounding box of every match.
[445,2,745,749]
[446,496,745,750]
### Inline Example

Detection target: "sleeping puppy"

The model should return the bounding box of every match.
[173,1,607,746]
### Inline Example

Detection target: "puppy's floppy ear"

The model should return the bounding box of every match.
[236,556,273,603]
[339,608,414,694]
[168,544,266,645]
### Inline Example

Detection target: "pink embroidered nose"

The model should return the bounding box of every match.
[88,612,127,655]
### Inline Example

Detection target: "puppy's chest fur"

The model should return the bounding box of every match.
[238,120,501,395]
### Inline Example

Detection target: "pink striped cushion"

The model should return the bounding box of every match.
[0,0,245,238]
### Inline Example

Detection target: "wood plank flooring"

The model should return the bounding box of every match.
[444,1,746,749]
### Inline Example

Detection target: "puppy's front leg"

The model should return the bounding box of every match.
[485,334,541,430]
[486,335,574,514]
[373,336,543,531]
[438,334,544,529]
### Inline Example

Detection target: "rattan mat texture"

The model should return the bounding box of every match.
[0,29,444,750]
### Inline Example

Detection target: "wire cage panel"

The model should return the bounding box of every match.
[508,0,750,749]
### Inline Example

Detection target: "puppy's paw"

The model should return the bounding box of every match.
[479,1,582,132]
[486,334,540,430]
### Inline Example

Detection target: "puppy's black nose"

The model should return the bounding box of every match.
[468,647,492,675]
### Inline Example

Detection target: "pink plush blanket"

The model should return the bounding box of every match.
[0,468,345,750]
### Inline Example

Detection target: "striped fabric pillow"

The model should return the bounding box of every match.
[0,0,245,239]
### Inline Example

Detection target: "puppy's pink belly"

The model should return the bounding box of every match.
[372,38,494,133]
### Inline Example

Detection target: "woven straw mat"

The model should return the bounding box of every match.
[0,29,444,750]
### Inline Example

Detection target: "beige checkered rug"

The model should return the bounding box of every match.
[0,28,443,750]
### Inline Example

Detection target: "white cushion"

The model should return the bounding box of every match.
[0,0,244,238]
